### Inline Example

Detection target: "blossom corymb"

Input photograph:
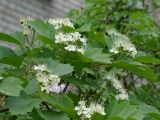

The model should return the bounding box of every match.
[74,100,106,119]
[55,32,87,54]
[108,30,137,57]
[34,64,64,93]
[49,18,87,54]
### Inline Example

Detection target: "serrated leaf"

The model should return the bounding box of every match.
[106,101,160,120]
[107,101,137,120]
[49,60,74,76]
[24,78,38,95]
[85,48,111,64]
[37,58,74,76]
[0,77,23,96]
[28,19,55,41]
[6,93,41,115]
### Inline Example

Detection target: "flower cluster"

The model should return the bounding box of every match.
[108,30,137,57]
[49,18,87,54]
[48,18,74,29]
[55,32,87,45]
[107,75,129,100]
[33,64,65,93]
[74,100,106,119]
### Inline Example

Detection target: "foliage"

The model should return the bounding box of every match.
[0,0,160,120]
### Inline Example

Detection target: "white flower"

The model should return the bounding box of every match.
[0,76,3,80]
[33,64,48,72]
[77,48,85,54]
[107,74,129,101]
[36,72,48,83]
[109,48,119,54]
[48,18,74,29]
[48,74,60,83]
[115,93,129,100]
[75,100,106,119]
[90,103,106,115]
[79,38,87,45]
[64,45,77,52]
[55,32,85,45]
[112,78,123,89]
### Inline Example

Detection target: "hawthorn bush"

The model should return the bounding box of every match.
[0,0,160,120]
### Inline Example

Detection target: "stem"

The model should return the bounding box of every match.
[63,82,69,92]
[0,108,9,113]
[42,102,51,111]
[30,29,36,49]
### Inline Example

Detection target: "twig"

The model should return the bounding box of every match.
[42,102,51,112]
[63,82,69,92]
[0,108,9,113]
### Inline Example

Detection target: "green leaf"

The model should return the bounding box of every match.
[37,58,74,76]
[0,33,22,45]
[131,104,160,120]
[106,101,160,120]
[28,19,55,41]
[107,101,137,120]
[88,31,107,48]
[112,60,156,81]
[92,113,104,120]
[38,35,55,46]
[6,93,41,115]
[38,110,69,120]
[42,93,76,118]
[77,24,91,32]
[62,76,100,92]
[0,46,23,67]
[24,78,38,95]
[11,32,25,46]
[85,48,111,64]
[29,47,55,59]
[49,60,74,76]
[0,77,23,96]
[0,57,23,68]
[134,55,160,64]
[0,46,16,59]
